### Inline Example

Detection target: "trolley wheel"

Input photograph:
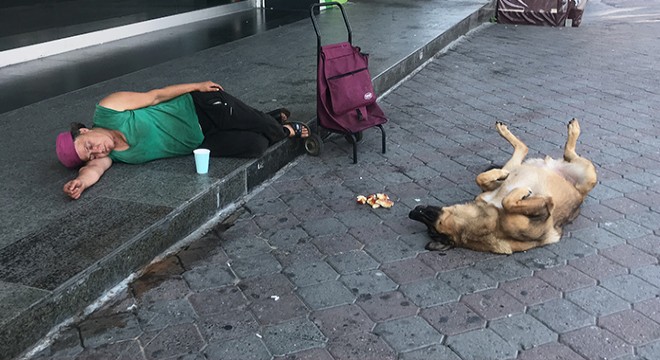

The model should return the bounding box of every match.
[304,133,324,156]
[344,131,363,144]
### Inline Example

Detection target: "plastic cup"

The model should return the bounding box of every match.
[193,148,210,174]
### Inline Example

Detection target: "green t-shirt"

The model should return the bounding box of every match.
[92,93,204,164]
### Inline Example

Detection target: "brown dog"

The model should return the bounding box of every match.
[409,119,597,254]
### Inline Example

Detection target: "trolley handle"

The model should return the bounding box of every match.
[309,1,353,50]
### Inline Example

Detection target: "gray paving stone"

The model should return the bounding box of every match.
[268,227,310,253]
[579,203,626,224]
[373,316,443,353]
[571,226,627,249]
[488,313,557,351]
[204,335,271,360]
[132,277,190,305]
[182,263,235,291]
[602,218,654,240]
[340,270,398,298]
[237,273,295,301]
[326,250,380,275]
[141,323,205,360]
[599,309,660,346]
[511,247,564,270]
[517,341,585,360]
[634,297,660,324]
[631,264,660,287]
[363,238,418,264]
[356,291,418,322]
[637,341,660,360]
[472,257,533,283]
[398,344,461,360]
[72,340,144,360]
[399,232,433,250]
[600,244,658,269]
[261,317,327,357]
[222,235,273,259]
[534,265,597,292]
[528,298,596,334]
[301,217,348,237]
[197,310,259,343]
[568,253,628,280]
[400,278,460,308]
[326,332,396,360]
[419,302,486,336]
[628,233,660,258]
[335,208,384,228]
[559,326,633,360]
[600,274,660,303]
[445,328,517,360]
[500,276,561,306]
[312,233,363,256]
[348,223,401,245]
[566,285,631,317]
[544,239,597,262]
[277,347,334,360]
[188,286,247,317]
[460,289,525,321]
[136,298,197,333]
[229,253,282,279]
[79,312,142,349]
[283,261,339,287]
[296,280,356,310]
[440,266,497,294]
[379,258,436,285]
[417,248,496,273]
[248,292,308,325]
[273,242,326,268]
[310,304,375,340]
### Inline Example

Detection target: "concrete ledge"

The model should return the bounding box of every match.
[0,1,495,358]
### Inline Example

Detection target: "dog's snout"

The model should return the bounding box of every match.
[408,205,443,225]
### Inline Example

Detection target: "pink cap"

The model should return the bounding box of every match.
[56,132,84,168]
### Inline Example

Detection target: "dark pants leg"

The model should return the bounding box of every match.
[191,91,287,158]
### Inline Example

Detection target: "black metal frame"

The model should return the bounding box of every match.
[309,1,386,164]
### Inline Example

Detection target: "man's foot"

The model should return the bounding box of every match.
[267,108,291,124]
[284,122,310,139]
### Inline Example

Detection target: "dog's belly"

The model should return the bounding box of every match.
[478,164,576,209]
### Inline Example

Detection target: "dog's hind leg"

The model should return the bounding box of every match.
[563,119,598,196]
[496,122,528,170]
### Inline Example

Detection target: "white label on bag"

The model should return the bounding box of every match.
[364,92,374,101]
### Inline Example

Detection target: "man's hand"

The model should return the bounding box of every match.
[197,81,223,92]
[62,157,112,200]
[63,179,86,200]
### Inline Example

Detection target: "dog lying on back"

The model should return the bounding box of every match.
[409,119,597,254]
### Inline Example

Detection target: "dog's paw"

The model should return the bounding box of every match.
[567,118,580,137]
[496,121,510,136]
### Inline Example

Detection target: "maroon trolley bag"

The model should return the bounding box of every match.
[308,2,387,164]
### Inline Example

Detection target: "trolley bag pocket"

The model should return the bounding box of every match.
[327,67,376,115]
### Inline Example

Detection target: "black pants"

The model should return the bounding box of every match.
[191,91,287,158]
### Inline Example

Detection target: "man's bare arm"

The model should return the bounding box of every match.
[98,81,223,111]
[63,157,113,199]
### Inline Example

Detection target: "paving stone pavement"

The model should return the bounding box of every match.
[25,0,660,359]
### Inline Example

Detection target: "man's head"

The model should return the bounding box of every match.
[56,123,114,168]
